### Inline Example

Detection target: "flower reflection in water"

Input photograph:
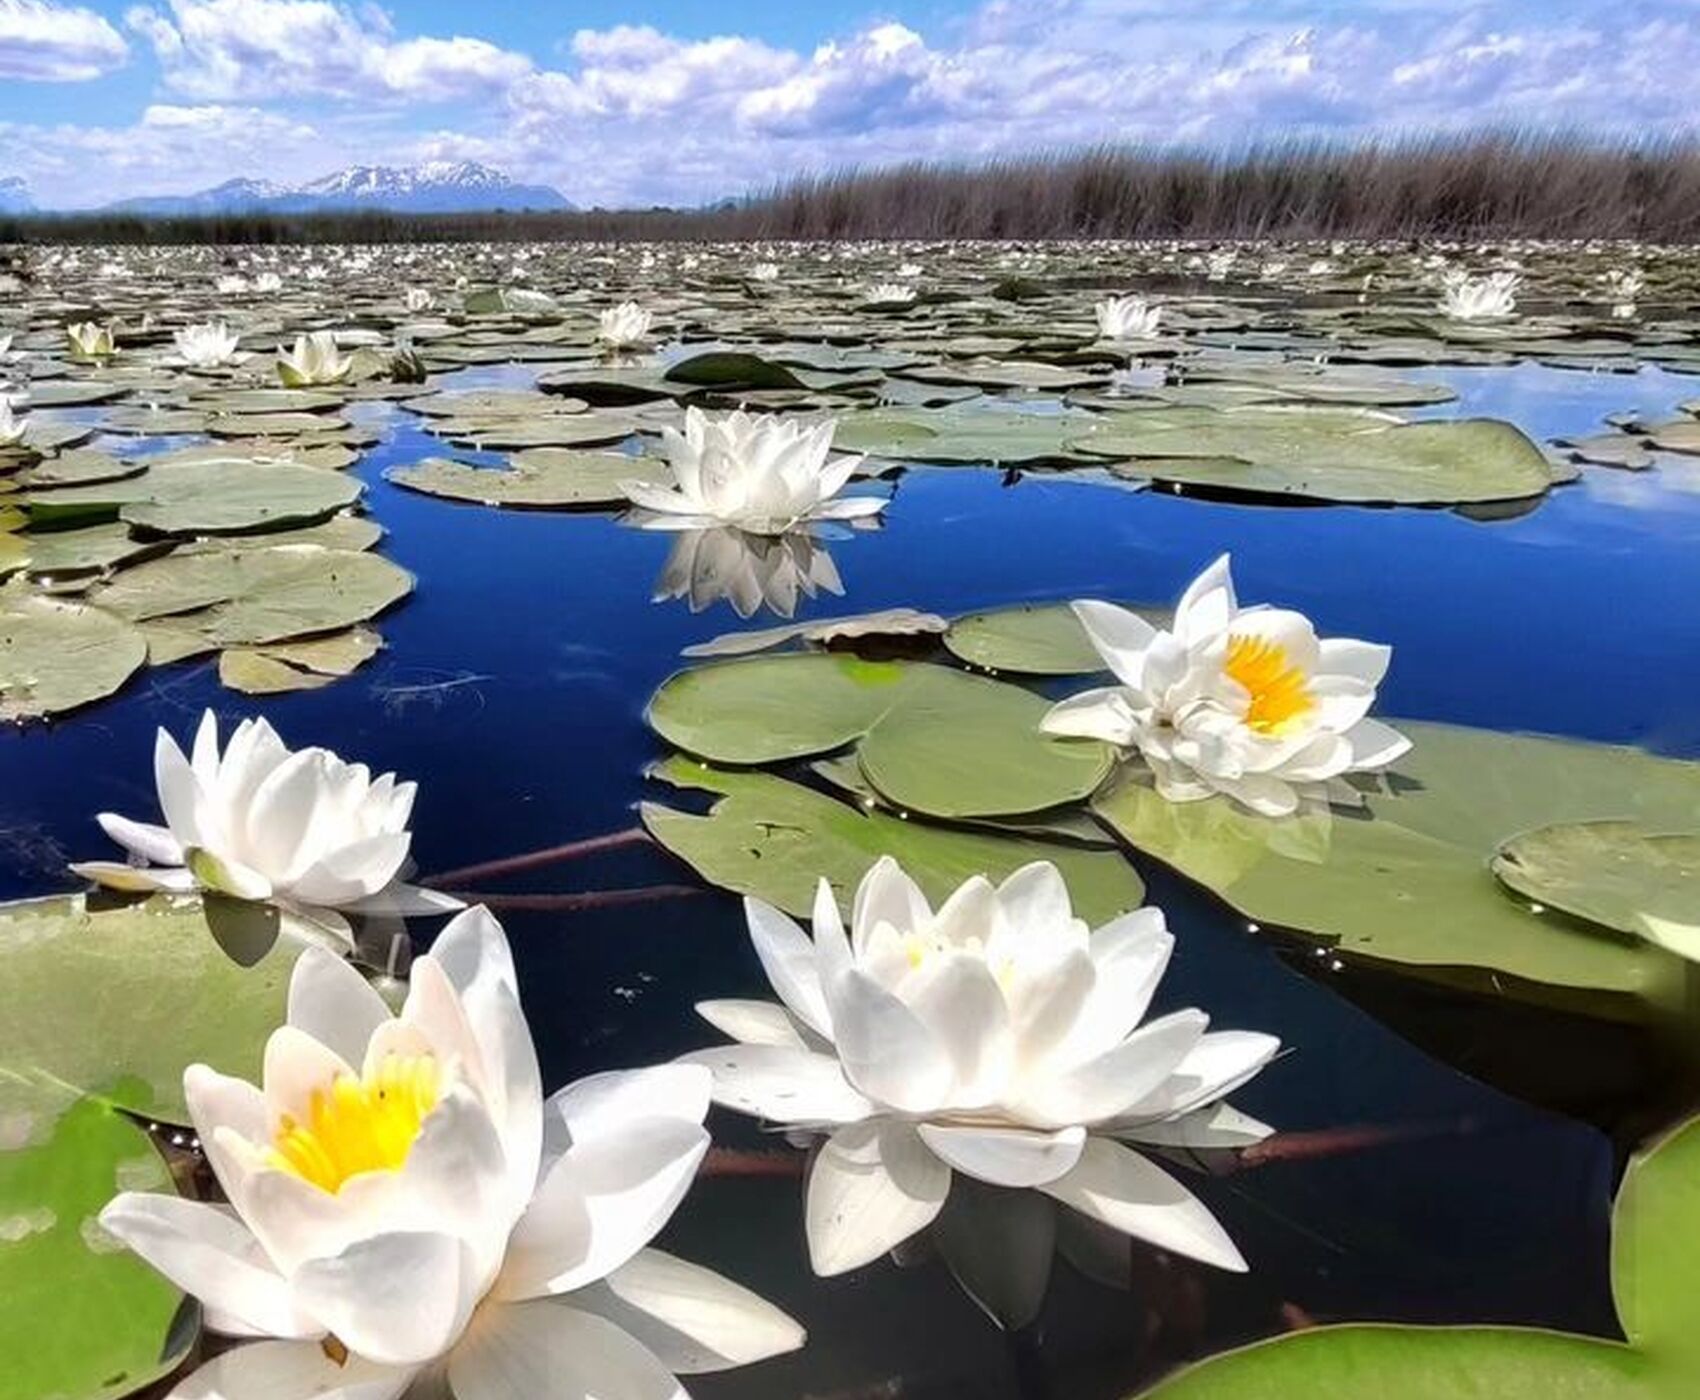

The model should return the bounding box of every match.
[648,524,863,621]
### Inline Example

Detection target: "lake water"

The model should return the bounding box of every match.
[4,353,1699,1398]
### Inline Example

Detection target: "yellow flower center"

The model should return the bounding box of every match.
[1224,633,1315,735]
[268,1052,441,1194]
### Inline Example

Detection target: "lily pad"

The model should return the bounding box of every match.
[643,758,1144,924]
[218,626,383,694]
[945,603,1109,674]
[1092,722,1700,1014]
[682,607,950,658]
[386,451,668,510]
[648,654,1116,819]
[26,459,360,536]
[1146,1112,1700,1399]
[1492,821,1699,938]
[0,587,147,721]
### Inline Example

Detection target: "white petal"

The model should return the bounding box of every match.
[1172,554,1237,648]
[915,1124,1086,1189]
[744,897,831,1038]
[1015,1009,1209,1129]
[805,1119,949,1276]
[497,1117,709,1300]
[572,1248,806,1375]
[1344,717,1412,771]
[693,999,808,1048]
[286,948,391,1067]
[290,1231,480,1366]
[849,857,930,956]
[1040,688,1143,746]
[899,953,1013,1108]
[677,1045,872,1125]
[1115,1030,1281,1123]
[1070,600,1158,688]
[823,968,953,1114]
[97,1194,320,1340]
[96,812,184,867]
[1120,1101,1274,1149]
[69,861,196,895]
[155,724,206,849]
[448,1298,686,1400]
[168,1340,413,1400]
[1041,1138,1246,1272]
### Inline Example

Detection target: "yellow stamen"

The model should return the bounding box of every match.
[267,1052,441,1194]
[1224,634,1315,734]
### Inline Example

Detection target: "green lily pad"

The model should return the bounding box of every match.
[1075,411,1554,505]
[386,451,668,510]
[664,351,807,391]
[0,1097,190,1400]
[681,607,950,658]
[1492,821,1700,938]
[90,544,412,646]
[834,406,1108,465]
[1092,722,1700,1015]
[648,654,1115,819]
[1146,1112,1700,1399]
[25,460,361,536]
[643,757,1144,924]
[218,625,383,694]
[0,586,147,721]
[945,603,1109,674]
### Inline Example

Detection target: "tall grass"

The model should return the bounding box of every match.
[6,135,1700,246]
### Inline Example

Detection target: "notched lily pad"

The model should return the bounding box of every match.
[386,451,667,510]
[0,585,147,721]
[1492,820,1699,939]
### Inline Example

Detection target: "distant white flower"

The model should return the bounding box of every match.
[1042,554,1411,817]
[0,397,28,450]
[65,321,115,360]
[896,262,924,278]
[865,282,916,306]
[687,858,1278,1277]
[1437,270,1519,321]
[1095,295,1162,340]
[654,526,844,620]
[1204,250,1237,281]
[277,330,352,387]
[101,909,804,1400]
[622,407,883,535]
[749,262,781,283]
[174,320,241,368]
[1602,268,1644,302]
[0,332,14,360]
[597,300,653,349]
[305,263,329,281]
[216,274,249,294]
[254,271,284,294]
[71,711,459,934]
[404,286,435,312]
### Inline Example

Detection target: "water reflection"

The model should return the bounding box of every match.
[647,524,853,620]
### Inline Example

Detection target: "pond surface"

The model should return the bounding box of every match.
[4,345,1698,1397]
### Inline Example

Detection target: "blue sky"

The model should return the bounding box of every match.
[2,0,1696,209]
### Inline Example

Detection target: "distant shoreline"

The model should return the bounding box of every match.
[7,135,1700,245]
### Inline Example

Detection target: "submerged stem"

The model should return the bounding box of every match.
[437,883,705,911]
[421,826,650,887]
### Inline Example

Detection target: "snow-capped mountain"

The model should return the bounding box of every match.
[0,177,35,215]
[102,163,571,216]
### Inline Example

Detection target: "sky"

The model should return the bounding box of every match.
[1,0,1697,209]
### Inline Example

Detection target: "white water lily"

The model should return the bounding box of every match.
[1095,296,1161,340]
[101,908,804,1400]
[749,262,780,283]
[66,320,115,360]
[217,274,250,294]
[653,526,844,620]
[0,397,28,449]
[404,286,435,312]
[597,300,653,349]
[1602,268,1644,303]
[277,330,352,387]
[687,858,1277,1278]
[174,320,242,368]
[1437,270,1519,320]
[865,282,916,305]
[621,407,882,535]
[71,711,460,933]
[1042,555,1410,817]
[255,271,284,294]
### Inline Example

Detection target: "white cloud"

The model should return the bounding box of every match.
[0,0,128,81]
[123,0,531,100]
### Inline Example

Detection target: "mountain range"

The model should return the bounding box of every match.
[1,163,573,217]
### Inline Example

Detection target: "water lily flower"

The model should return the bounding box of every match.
[0,397,28,450]
[621,407,883,535]
[749,262,781,283]
[1436,270,1519,320]
[865,283,916,306]
[216,274,250,294]
[174,320,242,368]
[897,262,924,279]
[687,858,1278,1277]
[70,711,460,935]
[277,330,352,387]
[1095,296,1161,340]
[1602,268,1644,302]
[404,286,435,312]
[100,908,804,1399]
[1041,554,1410,816]
[597,300,653,349]
[65,320,115,360]
[654,526,844,620]
[255,271,284,294]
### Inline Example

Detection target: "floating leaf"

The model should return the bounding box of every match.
[946,603,1110,674]
[26,459,360,536]
[682,607,949,658]
[643,757,1144,924]
[218,625,383,694]
[648,654,1115,819]
[386,451,667,509]
[0,586,147,721]
[1093,722,1700,1013]
[1492,821,1699,939]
